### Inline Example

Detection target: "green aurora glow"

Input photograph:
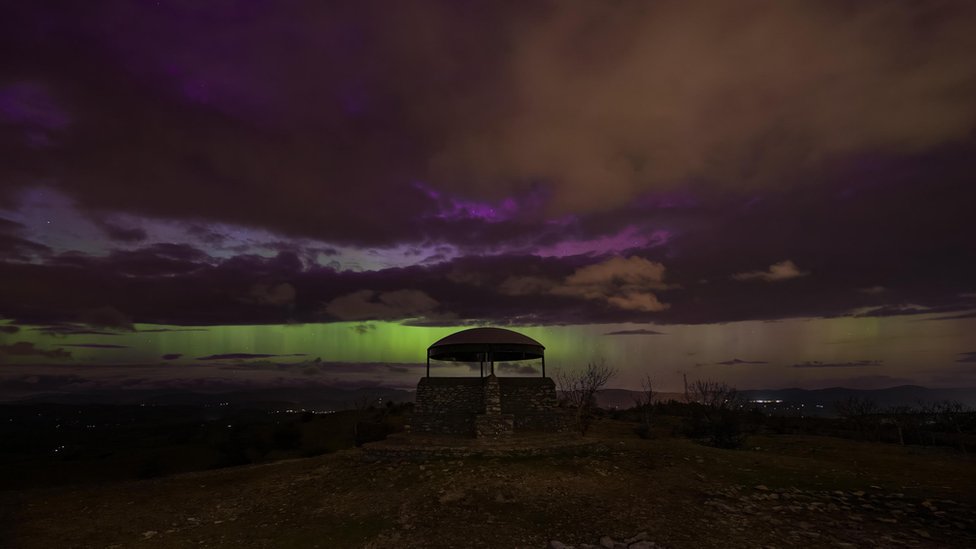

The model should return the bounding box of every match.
[3,315,975,391]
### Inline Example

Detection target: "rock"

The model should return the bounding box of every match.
[549,541,572,549]
[913,529,931,539]
[142,531,158,539]
[624,532,649,544]
[438,490,464,503]
[755,485,769,491]
[599,536,615,548]
[629,542,657,549]
[851,490,865,497]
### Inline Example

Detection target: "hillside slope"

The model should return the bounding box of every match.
[2,423,975,548]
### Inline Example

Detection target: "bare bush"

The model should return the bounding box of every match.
[686,379,745,448]
[633,374,656,438]
[834,396,879,441]
[933,400,969,455]
[556,361,617,436]
[688,380,740,409]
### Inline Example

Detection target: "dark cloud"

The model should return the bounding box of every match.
[732,260,808,282]
[138,328,208,333]
[0,216,973,327]
[351,323,376,335]
[0,2,974,329]
[323,289,440,321]
[956,352,976,364]
[0,341,71,360]
[792,360,882,369]
[61,343,128,349]
[925,310,976,321]
[716,358,768,366]
[51,244,211,278]
[497,363,540,375]
[31,324,123,337]
[0,325,19,334]
[0,374,90,392]
[196,353,306,361]
[3,2,976,245]
[92,218,147,242]
[244,282,296,306]
[78,306,133,331]
[216,360,425,375]
[161,353,182,360]
[0,217,51,261]
[603,329,666,336]
[0,218,22,232]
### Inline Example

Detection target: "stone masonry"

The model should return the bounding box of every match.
[411,375,569,437]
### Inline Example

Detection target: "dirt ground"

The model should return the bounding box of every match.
[2,421,974,548]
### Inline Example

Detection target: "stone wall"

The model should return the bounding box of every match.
[514,409,573,432]
[415,377,485,414]
[474,413,514,438]
[498,377,557,414]
[412,377,485,436]
[411,376,568,437]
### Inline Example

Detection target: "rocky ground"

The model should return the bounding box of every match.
[2,421,974,548]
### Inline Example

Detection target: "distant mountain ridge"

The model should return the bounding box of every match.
[7,383,975,414]
[741,385,976,407]
[594,384,976,413]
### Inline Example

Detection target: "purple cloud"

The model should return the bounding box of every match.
[0,2,974,332]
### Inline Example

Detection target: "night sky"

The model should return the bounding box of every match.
[1,1,975,396]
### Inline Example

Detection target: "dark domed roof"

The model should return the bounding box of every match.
[430,327,543,348]
[428,327,544,362]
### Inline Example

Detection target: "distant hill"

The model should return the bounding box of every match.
[10,383,976,415]
[594,385,976,414]
[594,389,685,409]
[740,385,976,410]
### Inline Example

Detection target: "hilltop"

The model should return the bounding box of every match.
[3,421,974,548]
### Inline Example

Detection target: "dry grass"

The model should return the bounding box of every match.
[2,419,974,548]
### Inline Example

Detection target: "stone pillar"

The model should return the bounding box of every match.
[475,374,513,437]
[483,374,502,415]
